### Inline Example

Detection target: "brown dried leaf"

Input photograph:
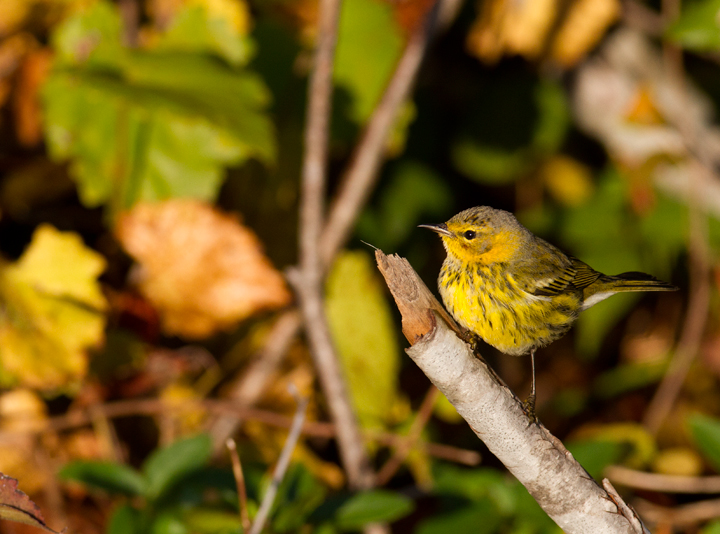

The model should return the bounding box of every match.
[390,0,436,35]
[116,199,291,339]
[0,474,60,533]
[0,33,35,111]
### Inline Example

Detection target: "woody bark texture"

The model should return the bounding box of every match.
[375,250,648,534]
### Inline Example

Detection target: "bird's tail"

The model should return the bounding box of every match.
[602,271,678,293]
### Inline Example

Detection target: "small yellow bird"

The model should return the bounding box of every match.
[420,206,677,416]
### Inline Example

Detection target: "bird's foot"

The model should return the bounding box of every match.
[460,331,482,354]
[522,393,538,425]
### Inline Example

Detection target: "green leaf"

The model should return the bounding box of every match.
[594,359,668,398]
[334,0,404,124]
[433,465,516,515]
[107,504,143,534]
[334,490,414,530]
[271,464,327,533]
[451,140,529,184]
[638,193,688,279]
[326,252,401,429]
[51,0,125,68]
[42,1,275,216]
[150,511,188,534]
[59,461,146,496]
[156,4,253,66]
[142,434,212,500]
[560,168,646,358]
[181,508,243,534]
[566,440,626,480]
[701,519,720,534]
[416,500,501,534]
[688,414,720,473]
[532,80,570,154]
[666,0,720,51]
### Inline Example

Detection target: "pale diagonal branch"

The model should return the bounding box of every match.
[375,250,646,534]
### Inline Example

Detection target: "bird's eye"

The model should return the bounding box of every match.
[463,230,476,240]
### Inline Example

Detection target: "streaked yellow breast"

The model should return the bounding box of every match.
[438,259,580,355]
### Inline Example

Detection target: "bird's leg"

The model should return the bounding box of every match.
[522,349,538,424]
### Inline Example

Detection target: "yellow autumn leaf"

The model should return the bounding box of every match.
[652,447,703,477]
[116,199,291,339]
[540,155,594,207]
[550,0,620,67]
[0,224,107,390]
[466,0,558,63]
[325,251,401,430]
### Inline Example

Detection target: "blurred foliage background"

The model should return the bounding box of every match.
[1,0,720,532]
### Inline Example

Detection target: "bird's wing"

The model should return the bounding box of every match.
[529,257,602,297]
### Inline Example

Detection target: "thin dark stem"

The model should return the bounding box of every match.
[226,439,251,532]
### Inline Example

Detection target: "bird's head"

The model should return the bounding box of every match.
[420,206,527,264]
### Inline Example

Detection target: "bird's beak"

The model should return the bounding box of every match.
[418,223,452,237]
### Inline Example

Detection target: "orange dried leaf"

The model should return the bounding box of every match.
[116,199,291,339]
[13,47,52,147]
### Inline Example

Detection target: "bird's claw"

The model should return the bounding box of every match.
[522,394,538,425]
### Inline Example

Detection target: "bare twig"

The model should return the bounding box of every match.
[375,250,645,533]
[118,0,139,47]
[293,0,376,490]
[249,389,309,534]
[607,465,720,494]
[375,385,440,486]
[212,0,451,470]
[226,438,251,532]
[603,479,651,534]
[209,310,302,450]
[636,496,720,527]
[7,397,480,467]
[319,4,439,268]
